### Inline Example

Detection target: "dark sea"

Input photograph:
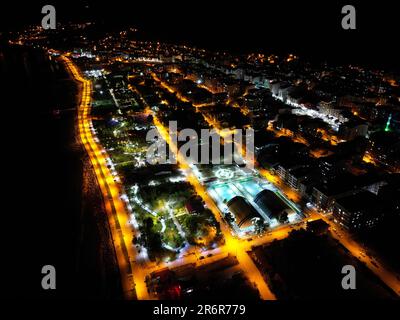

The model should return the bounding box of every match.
[0,45,117,299]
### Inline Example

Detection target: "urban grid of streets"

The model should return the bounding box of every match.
[63,56,400,300]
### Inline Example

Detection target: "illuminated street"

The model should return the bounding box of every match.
[63,57,147,299]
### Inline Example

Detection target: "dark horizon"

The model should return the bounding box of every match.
[1,1,399,71]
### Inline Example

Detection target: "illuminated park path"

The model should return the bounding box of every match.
[62,57,150,300]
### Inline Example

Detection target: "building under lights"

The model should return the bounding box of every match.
[227,196,262,230]
[254,189,295,221]
[332,191,384,231]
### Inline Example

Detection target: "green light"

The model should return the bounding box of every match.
[384,114,392,132]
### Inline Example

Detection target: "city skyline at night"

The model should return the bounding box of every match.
[1,2,399,312]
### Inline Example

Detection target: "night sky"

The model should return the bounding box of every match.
[1,1,399,70]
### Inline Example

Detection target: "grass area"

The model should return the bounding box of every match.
[140,182,223,248]
[177,209,221,247]
[162,219,184,249]
[92,83,223,260]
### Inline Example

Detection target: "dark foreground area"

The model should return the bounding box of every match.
[250,229,397,300]
[1,45,120,298]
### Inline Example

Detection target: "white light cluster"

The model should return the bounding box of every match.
[84,69,104,78]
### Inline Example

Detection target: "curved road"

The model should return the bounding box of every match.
[62,57,149,299]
